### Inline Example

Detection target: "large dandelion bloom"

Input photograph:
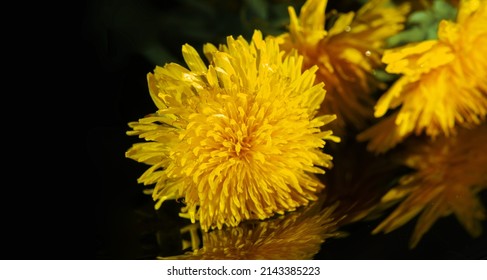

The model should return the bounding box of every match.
[358,0,487,153]
[161,202,345,260]
[126,30,339,231]
[372,124,487,248]
[276,0,409,134]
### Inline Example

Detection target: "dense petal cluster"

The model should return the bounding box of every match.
[372,124,487,248]
[276,0,409,135]
[358,0,487,153]
[126,30,339,231]
[161,203,345,260]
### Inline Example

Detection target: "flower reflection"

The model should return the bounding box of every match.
[372,124,487,248]
[160,201,345,260]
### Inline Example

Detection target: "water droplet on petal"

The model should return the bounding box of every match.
[344,26,351,32]
[365,50,371,57]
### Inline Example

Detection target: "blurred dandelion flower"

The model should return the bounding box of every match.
[275,0,409,135]
[126,30,339,232]
[161,203,345,260]
[372,124,487,248]
[358,0,487,153]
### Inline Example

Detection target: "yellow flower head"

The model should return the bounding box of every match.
[161,202,345,260]
[372,124,487,248]
[358,0,487,153]
[126,30,339,232]
[276,0,410,134]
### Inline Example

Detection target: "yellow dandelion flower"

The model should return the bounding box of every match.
[276,0,410,134]
[358,0,487,153]
[125,30,339,232]
[372,124,487,248]
[161,202,345,260]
